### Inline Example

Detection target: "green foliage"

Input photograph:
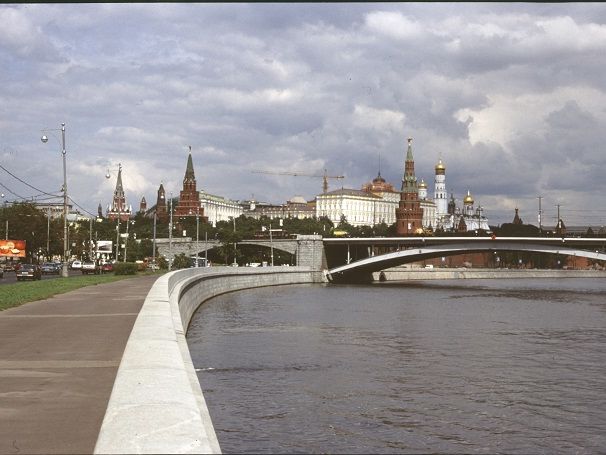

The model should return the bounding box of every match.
[496,223,541,237]
[113,262,139,275]
[0,274,135,311]
[172,253,191,269]
[156,256,168,269]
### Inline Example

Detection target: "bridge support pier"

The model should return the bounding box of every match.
[296,235,327,282]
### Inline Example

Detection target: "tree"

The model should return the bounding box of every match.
[172,253,190,269]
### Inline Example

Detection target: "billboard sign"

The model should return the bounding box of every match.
[0,240,26,258]
[96,240,114,259]
[96,240,113,255]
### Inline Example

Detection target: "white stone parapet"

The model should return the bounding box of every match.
[94,266,315,454]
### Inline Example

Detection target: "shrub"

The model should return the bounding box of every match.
[113,262,139,275]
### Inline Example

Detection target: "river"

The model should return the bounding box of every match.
[186,278,606,454]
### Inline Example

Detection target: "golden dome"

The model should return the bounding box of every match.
[463,190,474,205]
[418,178,428,189]
[435,158,445,172]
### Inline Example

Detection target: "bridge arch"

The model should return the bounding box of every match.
[327,241,606,283]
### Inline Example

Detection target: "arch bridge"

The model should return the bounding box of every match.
[324,237,606,283]
[155,235,326,270]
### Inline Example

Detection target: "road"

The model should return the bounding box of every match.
[0,268,91,285]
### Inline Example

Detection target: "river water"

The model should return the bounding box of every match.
[186,278,606,454]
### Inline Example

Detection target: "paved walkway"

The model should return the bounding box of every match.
[0,275,159,455]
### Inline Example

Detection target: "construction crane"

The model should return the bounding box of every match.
[252,169,345,194]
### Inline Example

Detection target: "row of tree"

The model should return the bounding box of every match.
[1,202,604,266]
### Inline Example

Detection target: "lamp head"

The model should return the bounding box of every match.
[105,169,111,179]
[41,135,49,143]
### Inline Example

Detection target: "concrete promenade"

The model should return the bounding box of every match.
[0,275,158,455]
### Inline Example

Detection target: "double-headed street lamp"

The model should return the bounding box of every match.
[41,123,69,278]
[188,206,201,267]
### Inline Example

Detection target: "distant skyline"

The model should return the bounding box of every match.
[2,3,606,226]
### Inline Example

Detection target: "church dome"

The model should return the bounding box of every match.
[418,179,428,189]
[435,158,446,173]
[463,190,474,205]
[289,195,307,204]
[372,172,386,184]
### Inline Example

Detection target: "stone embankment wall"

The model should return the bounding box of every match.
[95,266,315,455]
[374,267,606,281]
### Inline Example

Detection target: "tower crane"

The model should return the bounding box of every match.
[251,169,345,194]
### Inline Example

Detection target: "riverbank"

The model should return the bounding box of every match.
[94,266,315,454]
[373,267,606,281]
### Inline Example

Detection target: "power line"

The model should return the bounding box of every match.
[0,181,27,200]
[68,196,97,218]
[0,163,59,197]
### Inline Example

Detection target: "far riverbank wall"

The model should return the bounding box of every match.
[374,267,606,281]
[95,266,316,455]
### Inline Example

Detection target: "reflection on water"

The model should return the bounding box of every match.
[187,278,606,454]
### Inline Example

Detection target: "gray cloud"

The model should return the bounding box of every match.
[1,3,606,227]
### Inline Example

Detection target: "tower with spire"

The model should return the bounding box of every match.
[107,163,132,222]
[139,196,147,214]
[155,183,168,222]
[395,137,424,235]
[434,156,448,217]
[174,146,205,219]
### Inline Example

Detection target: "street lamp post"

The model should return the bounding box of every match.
[152,212,157,267]
[168,193,173,271]
[124,220,134,262]
[46,206,51,259]
[269,221,274,266]
[41,123,69,278]
[231,216,237,266]
[196,207,200,267]
[190,207,200,267]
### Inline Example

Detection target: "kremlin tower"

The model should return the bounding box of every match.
[395,137,424,235]
[155,183,168,222]
[107,163,132,222]
[174,147,206,220]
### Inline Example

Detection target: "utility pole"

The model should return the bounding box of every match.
[537,196,543,232]
[556,204,563,236]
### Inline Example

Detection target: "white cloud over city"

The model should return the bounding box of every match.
[1,3,606,226]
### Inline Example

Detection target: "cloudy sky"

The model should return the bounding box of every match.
[2,3,606,227]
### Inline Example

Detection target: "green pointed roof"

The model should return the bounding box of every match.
[184,146,196,183]
[115,163,124,193]
[406,137,414,161]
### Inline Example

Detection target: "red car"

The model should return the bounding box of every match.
[101,262,114,274]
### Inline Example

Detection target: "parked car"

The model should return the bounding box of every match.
[70,260,82,270]
[0,265,3,278]
[16,263,42,281]
[100,262,114,274]
[2,262,15,272]
[41,262,61,275]
[81,261,98,275]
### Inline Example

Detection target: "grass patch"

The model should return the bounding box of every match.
[0,272,160,312]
